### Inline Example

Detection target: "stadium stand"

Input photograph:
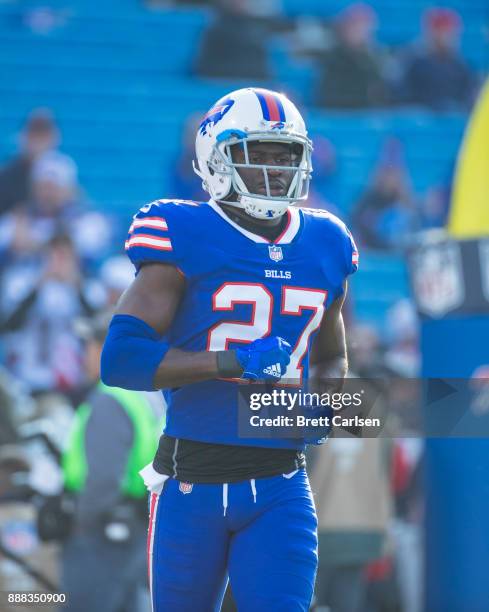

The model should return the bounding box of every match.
[0,0,484,332]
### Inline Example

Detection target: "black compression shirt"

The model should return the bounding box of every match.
[153,435,306,483]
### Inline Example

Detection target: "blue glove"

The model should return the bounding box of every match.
[236,337,292,381]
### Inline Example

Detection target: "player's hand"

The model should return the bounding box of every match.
[236,337,292,381]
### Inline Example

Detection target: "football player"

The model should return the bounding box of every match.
[101,87,358,611]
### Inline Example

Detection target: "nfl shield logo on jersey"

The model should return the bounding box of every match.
[268,245,283,262]
[179,482,193,495]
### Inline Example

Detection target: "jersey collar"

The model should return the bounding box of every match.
[208,199,301,245]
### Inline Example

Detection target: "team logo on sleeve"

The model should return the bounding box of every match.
[268,245,283,262]
[179,482,193,494]
[199,98,235,136]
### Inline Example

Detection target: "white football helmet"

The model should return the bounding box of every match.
[193,87,313,220]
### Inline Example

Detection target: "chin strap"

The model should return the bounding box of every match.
[218,194,288,221]
[241,196,288,220]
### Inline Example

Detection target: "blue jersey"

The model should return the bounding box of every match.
[125,199,358,449]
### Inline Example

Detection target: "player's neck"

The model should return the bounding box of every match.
[218,203,287,241]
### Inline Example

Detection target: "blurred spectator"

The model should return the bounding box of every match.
[30,151,113,266]
[419,162,454,230]
[0,234,97,395]
[99,255,135,307]
[315,3,389,109]
[421,185,450,229]
[0,151,112,270]
[195,0,273,79]
[60,312,163,612]
[348,323,385,376]
[0,109,59,216]
[23,6,70,35]
[305,135,340,212]
[0,445,59,595]
[399,8,476,110]
[384,299,420,379]
[390,438,424,612]
[169,114,207,202]
[309,437,393,612]
[351,138,419,250]
[31,150,78,219]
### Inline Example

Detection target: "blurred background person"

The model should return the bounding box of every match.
[384,299,420,379]
[0,150,113,272]
[309,437,394,612]
[303,135,340,213]
[98,255,136,309]
[390,438,424,612]
[168,113,208,202]
[398,7,476,110]
[60,312,164,612]
[350,138,419,250]
[0,149,79,272]
[29,151,112,268]
[315,3,389,109]
[195,0,274,80]
[29,151,80,242]
[348,323,385,377]
[0,234,96,397]
[0,109,59,217]
[419,182,451,230]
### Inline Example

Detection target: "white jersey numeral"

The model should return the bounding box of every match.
[207,282,327,384]
[280,286,328,382]
[207,283,273,351]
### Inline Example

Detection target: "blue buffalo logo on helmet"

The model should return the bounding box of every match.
[199,98,235,136]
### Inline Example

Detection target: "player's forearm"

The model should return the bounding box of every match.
[101,315,235,391]
[152,347,249,388]
[101,313,293,390]
[152,348,220,388]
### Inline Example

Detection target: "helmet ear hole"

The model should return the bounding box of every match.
[207,163,215,176]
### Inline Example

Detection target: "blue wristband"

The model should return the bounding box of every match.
[100,314,170,391]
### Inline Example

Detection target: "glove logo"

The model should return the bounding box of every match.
[263,363,282,378]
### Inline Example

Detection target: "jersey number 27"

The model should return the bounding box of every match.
[207,282,327,384]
